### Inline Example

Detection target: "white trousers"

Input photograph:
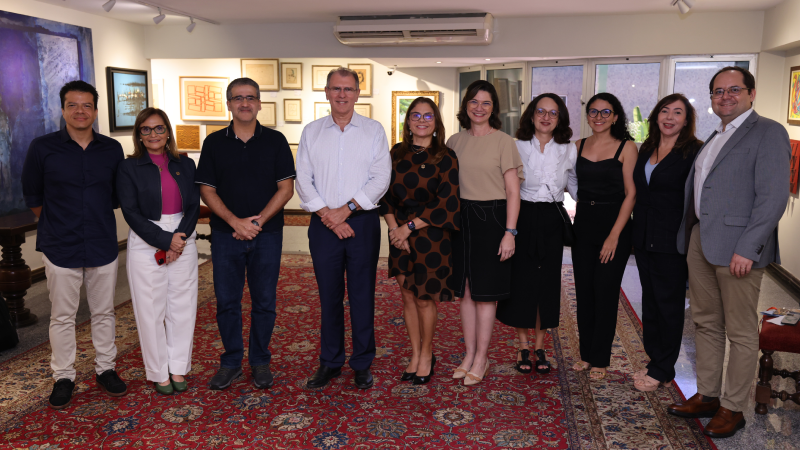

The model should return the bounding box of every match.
[127,213,198,383]
[43,254,119,381]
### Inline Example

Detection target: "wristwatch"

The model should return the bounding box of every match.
[505,228,518,236]
[251,220,260,227]
[407,221,416,231]
[347,201,358,212]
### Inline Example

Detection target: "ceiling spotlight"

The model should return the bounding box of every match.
[436,61,442,64]
[153,8,166,24]
[102,0,116,12]
[672,0,694,14]
[186,18,196,32]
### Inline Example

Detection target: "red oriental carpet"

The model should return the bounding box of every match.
[0,257,714,449]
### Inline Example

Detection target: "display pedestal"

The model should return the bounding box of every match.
[0,211,38,328]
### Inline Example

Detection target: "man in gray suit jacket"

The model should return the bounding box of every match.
[667,67,790,438]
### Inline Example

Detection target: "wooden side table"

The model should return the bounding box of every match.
[0,211,38,328]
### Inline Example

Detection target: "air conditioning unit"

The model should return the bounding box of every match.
[334,13,494,47]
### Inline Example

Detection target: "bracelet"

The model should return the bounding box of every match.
[389,226,399,232]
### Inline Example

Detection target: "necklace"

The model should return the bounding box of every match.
[153,153,167,172]
[413,145,428,154]
[468,127,496,137]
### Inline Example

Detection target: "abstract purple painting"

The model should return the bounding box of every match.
[0,10,95,217]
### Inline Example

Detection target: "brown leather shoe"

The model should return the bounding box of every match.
[667,393,720,418]
[703,407,745,438]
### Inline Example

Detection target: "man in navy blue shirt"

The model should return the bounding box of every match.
[196,78,295,390]
[22,81,127,410]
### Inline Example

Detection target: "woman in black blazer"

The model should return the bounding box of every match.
[632,94,702,392]
[117,108,200,395]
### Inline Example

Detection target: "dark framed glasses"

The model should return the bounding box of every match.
[410,112,435,122]
[587,109,614,118]
[710,86,749,99]
[140,125,167,135]
[535,108,559,119]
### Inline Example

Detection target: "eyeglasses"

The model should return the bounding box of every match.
[229,95,259,103]
[587,109,614,118]
[467,99,493,109]
[140,125,167,135]
[327,86,358,95]
[710,86,750,99]
[410,112,435,122]
[535,108,559,119]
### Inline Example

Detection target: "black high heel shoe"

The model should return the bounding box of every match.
[412,355,436,385]
[400,371,416,381]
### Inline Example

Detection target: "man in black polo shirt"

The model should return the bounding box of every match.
[22,80,127,410]
[196,78,295,390]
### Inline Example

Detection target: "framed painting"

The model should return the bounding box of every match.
[788,66,800,126]
[241,59,279,91]
[314,102,332,120]
[348,63,372,97]
[312,65,339,91]
[391,91,440,145]
[176,125,201,151]
[354,103,372,119]
[258,102,277,127]
[179,76,230,122]
[281,62,302,90]
[790,140,800,194]
[289,143,298,163]
[106,67,148,132]
[284,99,302,122]
[206,124,227,137]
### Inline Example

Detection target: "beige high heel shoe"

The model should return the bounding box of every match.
[452,368,468,379]
[463,362,490,386]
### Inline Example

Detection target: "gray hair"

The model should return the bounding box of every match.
[226,78,260,100]
[326,67,360,89]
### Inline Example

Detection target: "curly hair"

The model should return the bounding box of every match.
[456,80,502,130]
[517,93,573,144]
[392,97,448,165]
[639,93,702,159]
[586,92,633,142]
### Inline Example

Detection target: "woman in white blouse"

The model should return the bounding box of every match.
[496,93,577,374]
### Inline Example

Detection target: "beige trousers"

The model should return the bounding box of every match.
[43,254,118,381]
[687,224,764,412]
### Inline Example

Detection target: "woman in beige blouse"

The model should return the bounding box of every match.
[446,80,523,386]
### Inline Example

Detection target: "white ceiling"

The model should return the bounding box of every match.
[35,0,784,25]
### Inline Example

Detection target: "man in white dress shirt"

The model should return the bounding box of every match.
[296,67,391,390]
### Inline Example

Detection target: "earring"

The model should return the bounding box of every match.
[433,131,437,137]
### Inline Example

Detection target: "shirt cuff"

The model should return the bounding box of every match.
[24,195,43,208]
[353,191,376,211]
[300,197,327,212]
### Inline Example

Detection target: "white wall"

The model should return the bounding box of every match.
[0,0,148,270]
[150,58,457,209]
[762,0,800,51]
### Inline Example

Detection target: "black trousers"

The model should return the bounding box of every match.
[572,226,632,368]
[633,248,687,382]
[308,212,381,370]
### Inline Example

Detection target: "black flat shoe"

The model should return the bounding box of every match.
[400,371,416,381]
[534,349,551,374]
[412,355,436,385]
[515,348,533,374]
[306,365,342,389]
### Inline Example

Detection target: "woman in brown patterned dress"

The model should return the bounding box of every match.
[379,97,460,385]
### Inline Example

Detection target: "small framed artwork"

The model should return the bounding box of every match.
[106,67,148,132]
[312,65,339,91]
[241,59,279,91]
[281,62,302,90]
[354,103,372,118]
[348,63,372,97]
[179,76,230,122]
[206,124,227,137]
[314,102,332,120]
[284,99,302,122]
[391,91,440,145]
[176,125,201,151]
[509,81,520,113]
[258,102,277,127]
[289,143,298,163]
[788,66,800,126]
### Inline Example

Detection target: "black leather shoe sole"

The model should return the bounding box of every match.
[306,368,341,389]
[98,382,127,397]
[703,419,746,438]
[667,407,719,419]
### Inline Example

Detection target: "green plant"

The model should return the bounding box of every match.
[628,106,649,143]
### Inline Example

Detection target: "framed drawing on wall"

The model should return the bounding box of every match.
[106,67,148,132]
[348,63,372,97]
[241,59,279,91]
[312,65,339,91]
[176,125,201,151]
[391,91,439,145]
[788,66,800,126]
[206,124,227,137]
[281,62,302,90]
[314,102,332,120]
[180,76,230,122]
[354,103,372,118]
[508,81,520,113]
[258,102,277,127]
[289,143,298,163]
[284,99,302,122]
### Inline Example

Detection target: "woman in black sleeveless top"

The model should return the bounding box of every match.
[572,93,638,380]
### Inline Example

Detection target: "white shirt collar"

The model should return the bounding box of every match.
[324,110,362,129]
[715,108,753,133]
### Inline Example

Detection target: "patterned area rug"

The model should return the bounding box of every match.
[0,257,715,449]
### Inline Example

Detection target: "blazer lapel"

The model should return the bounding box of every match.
[650,147,682,180]
[708,111,758,174]
[684,132,714,194]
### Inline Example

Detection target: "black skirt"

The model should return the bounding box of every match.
[496,200,565,328]
[452,199,512,302]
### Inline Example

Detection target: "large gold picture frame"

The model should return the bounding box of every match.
[391,91,440,145]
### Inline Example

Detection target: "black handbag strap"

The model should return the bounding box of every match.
[547,187,569,224]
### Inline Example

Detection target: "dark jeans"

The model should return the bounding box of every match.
[211,229,282,368]
[634,248,688,382]
[308,212,380,370]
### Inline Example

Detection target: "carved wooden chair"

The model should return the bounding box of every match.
[755,318,800,414]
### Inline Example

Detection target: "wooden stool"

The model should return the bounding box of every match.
[196,205,212,242]
[755,318,800,414]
